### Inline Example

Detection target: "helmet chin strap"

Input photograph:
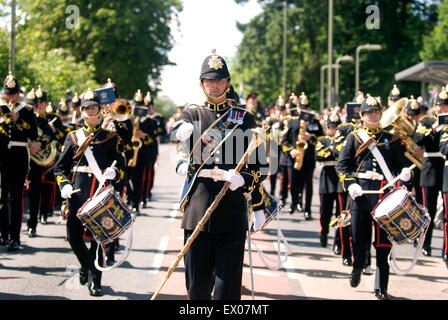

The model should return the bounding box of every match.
[200,81,230,105]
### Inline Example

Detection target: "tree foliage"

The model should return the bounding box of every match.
[8,0,181,100]
[233,0,438,110]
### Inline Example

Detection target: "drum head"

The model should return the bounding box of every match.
[373,188,408,218]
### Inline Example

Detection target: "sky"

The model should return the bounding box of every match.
[159,0,263,106]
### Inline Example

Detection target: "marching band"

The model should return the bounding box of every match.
[1,51,448,301]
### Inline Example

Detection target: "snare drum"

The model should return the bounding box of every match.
[372,187,430,245]
[77,186,135,245]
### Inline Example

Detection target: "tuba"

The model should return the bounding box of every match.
[293,119,308,170]
[380,97,422,169]
[31,127,59,167]
[128,116,142,167]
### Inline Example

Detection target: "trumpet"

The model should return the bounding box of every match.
[104,98,132,121]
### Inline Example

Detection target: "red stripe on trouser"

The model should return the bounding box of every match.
[140,166,147,203]
[443,193,448,256]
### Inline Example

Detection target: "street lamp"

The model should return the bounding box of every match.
[320,64,338,110]
[355,44,382,97]
[335,55,353,100]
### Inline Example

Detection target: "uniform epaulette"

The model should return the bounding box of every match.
[185,103,203,110]
[338,122,355,128]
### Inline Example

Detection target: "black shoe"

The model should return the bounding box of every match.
[7,240,20,252]
[304,211,312,220]
[297,203,303,212]
[278,199,285,208]
[106,258,115,267]
[422,247,431,256]
[40,216,47,224]
[443,255,448,269]
[141,202,147,209]
[88,283,103,297]
[342,257,352,266]
[374,288,389,300]
[288,204,297,214]
[333,244,341,255]
[320,234,328,247]
[350,268,362,288]
[27,228,36,238]
[79,269,88,286]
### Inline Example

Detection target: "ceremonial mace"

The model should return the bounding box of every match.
[151,127,267,300]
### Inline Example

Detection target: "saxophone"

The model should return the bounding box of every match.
[128,116,142,167]
[293,120,308,170]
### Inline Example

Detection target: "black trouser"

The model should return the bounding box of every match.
[184,229,246,300]
[27,163,54,229]
[0,146,29,243]
[442,193,448,258]
[423,186,442,250]
[337,192,353,259]
[66,210,103,286]
[351,208,391,289]
[291,168,313,212]
[280,166,290,202]
[319,193,340,237]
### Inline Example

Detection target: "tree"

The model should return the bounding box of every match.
[18,0,182,98]
[233,0,438,110]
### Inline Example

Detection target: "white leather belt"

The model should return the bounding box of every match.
[354,171,384,181]
[197,167,228,182]
[322,160,337,167]
[73,166,94,174]
[8,141,28,148]
[424,152,443,158]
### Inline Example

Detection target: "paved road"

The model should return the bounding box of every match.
[1,143,447,301]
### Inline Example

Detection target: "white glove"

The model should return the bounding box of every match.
[253,210,266,231]
[104,167,116,180]
[177,162,188,177]
[399,167,412,182]
[348,183,363,199]
[224,169,245,191]
[175,122,194,142]
[61,184,74,199]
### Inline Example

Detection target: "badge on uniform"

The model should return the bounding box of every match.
[346,103,361,122]
[438,112,448,125]
[94,87,116,105]
[298,110,314,123]
[228,109,245,125]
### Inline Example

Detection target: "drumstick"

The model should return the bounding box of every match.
[93,160,117,198]
[362,164,417,194]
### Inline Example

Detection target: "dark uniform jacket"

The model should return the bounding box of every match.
[316,135,339,194]
[281,114,323,170]
[438,126,448,192]
[0,102,38,144]
[336,127,408,211]
[134,115,158,164]
[414,115,444,188]
[54,124,126,211]
[333,121,358,193]
[171,102,268,233]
